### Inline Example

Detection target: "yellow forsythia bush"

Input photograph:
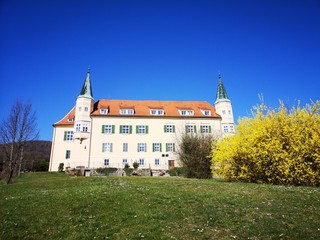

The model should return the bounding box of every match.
[211,100,320,186]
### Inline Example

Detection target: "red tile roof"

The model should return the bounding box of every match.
[54,99,220,126]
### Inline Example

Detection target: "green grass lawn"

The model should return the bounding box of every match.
[1,173,319,239]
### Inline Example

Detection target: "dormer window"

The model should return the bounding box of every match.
[201,110,211,116]
[150,109,164,115]
[179,109,194,116]
[100,108,108,114]
[67,118,74,122]
[120,109,134,115]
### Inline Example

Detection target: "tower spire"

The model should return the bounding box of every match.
[215,73,229,103]
[79,68,93,99]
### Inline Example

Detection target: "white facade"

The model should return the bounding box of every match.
[49,72,234,172]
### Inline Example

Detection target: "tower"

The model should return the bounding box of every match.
[214,73,235,134]
[74,69,94,142]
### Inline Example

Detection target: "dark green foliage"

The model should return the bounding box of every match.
[124,168,133,176]
[177,133,214,179]
[0,140,51,173]
[33,160,49,172]
[96,167,117,176]
[167,167,183,176]
[133,161,139,169]
[58,163,64,172]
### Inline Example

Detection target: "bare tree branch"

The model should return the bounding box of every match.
[0,100,39,184]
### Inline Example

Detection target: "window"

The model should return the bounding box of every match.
[100,108,108,114]
[102,143,113,152]
[222,110,226,114]
[75,123,89,132]
[137,143,147,152]
[65,150,71,159]
[122,159,128,165]
[64,131,73,141]
[155,159,160,166]
[230,125,234,132]
[179,109,194,116]
[153,143,162,152]
[164,125,175,133]
[186,125,196,133]
[201,125,211,133]
[136,125,148,134]
[67,118,74,122]
[223,125,228,132]
[75,123,81,132]
[82,123,88,132]
[150,109,164,115]
[78,107,82,111]
[166,143,175,152]
[123,143,128,152]
[84,107,89,112]
[200,109,211,116]
[102,125,115,134]
[228,110,232,115]
[104,159,109,166]
[120,125,132,134]
[120,109,134,115]
[139,159,145,166]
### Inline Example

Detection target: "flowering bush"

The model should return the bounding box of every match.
[211,100,320,186]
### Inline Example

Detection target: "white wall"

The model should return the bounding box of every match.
[49,116,221,171]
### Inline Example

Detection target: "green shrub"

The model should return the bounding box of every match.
[124,167,133,176]
[33,160,49,172]
[58,163,64,172]
[177,133,214,179]
[133,161,139,169]
[167,167,183,176]
[211,100,320,186]
[96,167,117,176]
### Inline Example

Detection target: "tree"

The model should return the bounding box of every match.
[211,100,320,186]
[0,100,39,184]
[133,161,139,169]
[177,133,215,179]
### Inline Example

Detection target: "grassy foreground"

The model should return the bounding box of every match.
[1,173,319,239]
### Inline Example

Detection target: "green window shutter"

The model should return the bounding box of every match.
[102,125,105,133]
[209,126,212,133]
[112,125,115,134]
[164,125,166,133]
[166,143,168,152]
[194,126,197,133]
[64,131,67,140]
[160,143,162,152]
[136,126,139,133]
[111,143,113,152]
[152,143,155,152]
[200,126,203,133]
[66,150,71,159]
[130,125,132,134]
[120,125,123,133]
[185,126,188,133]
[146,126,149,134]
[173,125,175,133]
[173,143,175,152]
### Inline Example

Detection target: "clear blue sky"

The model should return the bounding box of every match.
[1,0,319,141]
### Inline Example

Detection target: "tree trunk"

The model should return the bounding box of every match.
[7,161,16,184]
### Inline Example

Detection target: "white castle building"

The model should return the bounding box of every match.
[49,70,234,172]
